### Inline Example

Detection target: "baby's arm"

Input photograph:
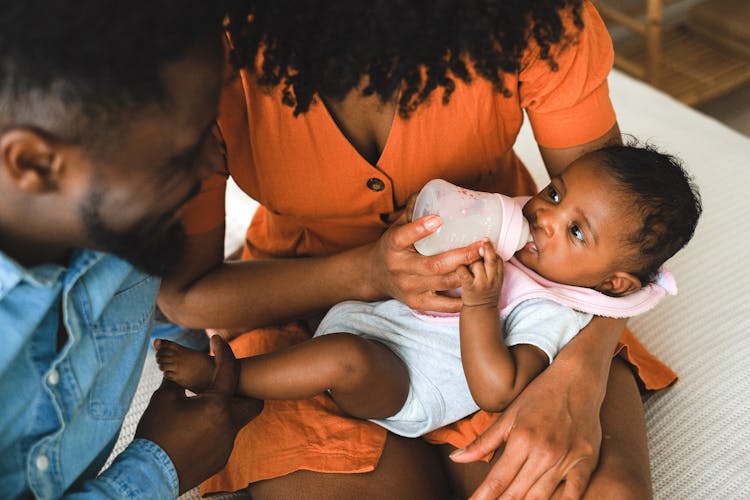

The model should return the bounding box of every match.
[458,240,548,412]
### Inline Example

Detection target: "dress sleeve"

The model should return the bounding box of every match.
[519,1,617,149]
[64,439,179,499]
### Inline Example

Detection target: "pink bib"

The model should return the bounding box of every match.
[415,258,677,323]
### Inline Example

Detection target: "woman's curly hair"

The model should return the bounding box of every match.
[226,0,584,116]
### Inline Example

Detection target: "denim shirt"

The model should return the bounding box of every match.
[0,249,179,499]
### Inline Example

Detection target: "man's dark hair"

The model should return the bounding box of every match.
[226,0,584,117]
[0,1,226,148]
[595,143,702,285]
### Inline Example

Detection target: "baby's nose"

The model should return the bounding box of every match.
[534,209,556,237]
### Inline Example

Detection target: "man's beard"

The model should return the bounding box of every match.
[80,191,187,277]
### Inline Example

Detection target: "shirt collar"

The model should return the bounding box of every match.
[0,249,104,301]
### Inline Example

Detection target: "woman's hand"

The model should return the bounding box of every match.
[450,357,604,499]
[450,314,626,499]
[365,212,484,312]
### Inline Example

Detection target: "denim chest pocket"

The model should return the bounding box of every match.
[89,273,158,335]
[86,274,159,419]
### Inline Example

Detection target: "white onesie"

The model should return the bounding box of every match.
[314,297,589,437]
[313,259,675,437]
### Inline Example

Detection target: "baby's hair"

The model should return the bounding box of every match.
[593,141,702,285]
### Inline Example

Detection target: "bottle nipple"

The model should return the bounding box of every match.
[516,217,533,252]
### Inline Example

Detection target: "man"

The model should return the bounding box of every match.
[0,1,255,497]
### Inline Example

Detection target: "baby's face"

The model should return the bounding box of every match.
[514,156,638,291]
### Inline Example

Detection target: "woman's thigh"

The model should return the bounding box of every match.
[574,357,652,499]
[438,357,652,499]
[247,432,451,499]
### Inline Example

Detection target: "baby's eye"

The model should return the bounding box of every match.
[570,224,585,242]
[547,186,560,203]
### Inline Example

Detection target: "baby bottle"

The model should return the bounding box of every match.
[412,179,532,260]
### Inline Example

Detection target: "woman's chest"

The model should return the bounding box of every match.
[230,76,524,218]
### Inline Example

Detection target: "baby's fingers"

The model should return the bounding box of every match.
[481,240,498,266]
[469,259,488,282]
[456,265,474,285]
[478,240,499,278]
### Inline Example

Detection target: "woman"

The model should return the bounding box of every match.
[159,1,673,497]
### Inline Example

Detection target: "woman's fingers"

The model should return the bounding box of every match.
[467,434,539,500]
[556,461,595,500]
[450,413,512,464]
[523,467,573,500]
[388,215,443,249]
[403,193,419,222]
[387,217,483,265]
[477,458,542,500]
[370,217,485,310]
[418,293,464,312]
[455,265,473,284]
[423,241,484,275]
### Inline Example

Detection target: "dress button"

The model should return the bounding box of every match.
[366,178,385,192]
[35,454,49,471]
[47,369,59,386]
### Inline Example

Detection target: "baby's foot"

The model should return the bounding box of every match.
[154,339,215,392]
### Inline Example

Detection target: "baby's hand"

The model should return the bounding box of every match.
[456,239,503,308]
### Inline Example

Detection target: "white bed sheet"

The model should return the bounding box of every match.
[112,69,750,499]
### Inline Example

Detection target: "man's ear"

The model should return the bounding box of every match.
[1,129,64,192]
[596,271,642,297]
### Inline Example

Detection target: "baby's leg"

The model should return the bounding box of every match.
[156,332,410,419]
[154,338,215,392]
[238,332,410,419]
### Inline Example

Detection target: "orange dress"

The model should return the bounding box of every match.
[182,2,677,492]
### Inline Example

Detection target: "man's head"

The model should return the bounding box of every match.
[0,1,227,275]
[516,144,702,295]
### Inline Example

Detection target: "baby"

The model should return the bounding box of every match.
[156,143,702,437]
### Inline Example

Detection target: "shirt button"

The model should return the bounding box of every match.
[366,178,385,192]
[47,369,60,386]
[35,454,49,471]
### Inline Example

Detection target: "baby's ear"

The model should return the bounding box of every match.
[596,272,642,297]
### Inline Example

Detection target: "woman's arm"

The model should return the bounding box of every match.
[539,122,621,176]
[458,242,548,411]
[158,213,484,330]
[451,315,626,499]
